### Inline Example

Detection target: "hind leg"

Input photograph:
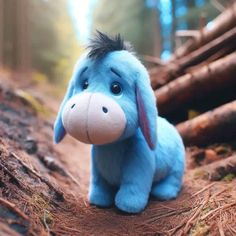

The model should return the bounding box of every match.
[151,174,182,200]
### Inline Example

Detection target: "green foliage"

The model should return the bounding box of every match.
[222,173,235,182]
[30,0,83,86]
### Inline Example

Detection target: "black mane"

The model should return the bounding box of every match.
[87,31,133,59]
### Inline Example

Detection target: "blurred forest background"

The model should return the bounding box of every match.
[0,0,230,91]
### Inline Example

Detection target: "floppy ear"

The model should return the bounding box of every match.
[136,72,157,150]
[54,80,74,143]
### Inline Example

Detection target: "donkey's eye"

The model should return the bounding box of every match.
[82,79,89,90]
[110,82,122,95]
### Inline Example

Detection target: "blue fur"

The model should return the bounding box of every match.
[54,50,185,213]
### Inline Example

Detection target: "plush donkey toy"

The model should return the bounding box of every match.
[54,31,185,213]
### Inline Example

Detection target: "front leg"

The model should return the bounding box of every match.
[115,141,155,213]
[89,154,115,207]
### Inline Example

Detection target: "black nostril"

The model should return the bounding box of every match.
[102,107,108,113]
[71,104,75,109]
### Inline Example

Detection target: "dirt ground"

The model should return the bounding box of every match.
[0,76,236,236]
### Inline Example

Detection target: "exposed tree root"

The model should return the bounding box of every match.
[191,182,215,197]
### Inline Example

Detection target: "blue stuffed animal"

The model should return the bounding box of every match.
[54,31,185,213]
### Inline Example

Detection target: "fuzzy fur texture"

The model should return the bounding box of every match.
[54,33,185,213]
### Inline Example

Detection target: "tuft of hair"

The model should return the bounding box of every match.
[87,31,133,59]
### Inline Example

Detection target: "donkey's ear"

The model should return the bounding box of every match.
[54,80,74,143]
[136,72,157,150]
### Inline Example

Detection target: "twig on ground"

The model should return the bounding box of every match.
[157,204,176,211]
[218,221,225,236]
[0,162,21,186]
[0,197,29,220]
[228,225,236,234]
[54,226,82,234]
[169,192,211,235]
[191,182,216,197]
[210,188,227,199]
[201,202,236,220]
[63,170,81,189]
[146,207,194,224]
[183,192,210,235]
[43,210,50,236]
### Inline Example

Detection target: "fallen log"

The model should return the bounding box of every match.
[151,26,236,88]
[186,43,236,74]
[208,155,236,181]
[176,100,236,146]
[155,52,236,115]
[170,2,236,61]
[195,155,236,181]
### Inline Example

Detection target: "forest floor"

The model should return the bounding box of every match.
[0,74,236,236]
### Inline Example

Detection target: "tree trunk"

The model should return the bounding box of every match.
[155,53,236,115]
[176,100,236,146]
[151,26,236,88]
[3,0,18,70]
[151,8,161,57]
[169,2,236,61]
[171,0,176,52]
[186,0,196,30]
[0,0,3,68]
[16,0,31,76]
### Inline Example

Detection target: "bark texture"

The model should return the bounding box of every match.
[176,101,236,146]
[151,26,236,88]
[155,53,236,115]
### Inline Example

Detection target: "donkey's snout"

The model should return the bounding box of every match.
[62,93,126,145]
